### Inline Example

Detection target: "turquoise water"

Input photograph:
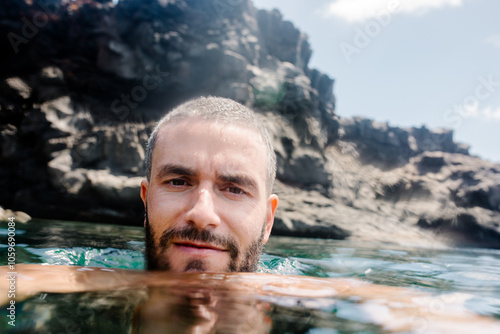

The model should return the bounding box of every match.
[1,219,500,333]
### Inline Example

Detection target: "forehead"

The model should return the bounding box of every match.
[152,118,267,184]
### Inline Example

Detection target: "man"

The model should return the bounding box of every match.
[141,96,279,272]
[2,97,500,333]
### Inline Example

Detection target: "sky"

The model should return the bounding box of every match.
[252,0,500,163]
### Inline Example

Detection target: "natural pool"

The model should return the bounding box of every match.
[1,219,500,333]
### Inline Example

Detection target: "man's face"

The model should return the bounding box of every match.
[140,118,278,272]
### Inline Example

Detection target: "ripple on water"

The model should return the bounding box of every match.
[258,255,307,275]
[25,247,144,269]
[437,271,500,288]
[0,228,26,235]
[388,262,444,273]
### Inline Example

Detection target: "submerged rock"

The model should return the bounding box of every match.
[0,206,31,223]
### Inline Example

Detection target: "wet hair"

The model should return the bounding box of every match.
[145,96,277,193]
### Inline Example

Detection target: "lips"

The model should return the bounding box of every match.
[173,241,227,252]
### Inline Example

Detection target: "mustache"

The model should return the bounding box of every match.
[159,225,239,260]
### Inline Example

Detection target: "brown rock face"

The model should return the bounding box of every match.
[1,0,499,248]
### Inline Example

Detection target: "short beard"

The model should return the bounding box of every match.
[144,206,265,272]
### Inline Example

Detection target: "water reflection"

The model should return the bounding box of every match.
[135,284,271,333]
[13,275,281,333]
[0,219,144,250]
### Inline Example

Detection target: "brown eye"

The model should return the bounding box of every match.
[228,186,244,195]
[167,179,189,187]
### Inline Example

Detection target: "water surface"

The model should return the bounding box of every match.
[1,219,499,333]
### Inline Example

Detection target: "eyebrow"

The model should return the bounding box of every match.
[155,164,196,180]
[155,163,259,191]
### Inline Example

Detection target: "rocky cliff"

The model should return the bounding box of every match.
[1,0,499,248]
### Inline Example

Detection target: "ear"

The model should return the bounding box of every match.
[140,179,149,228]
[262,194,279,244]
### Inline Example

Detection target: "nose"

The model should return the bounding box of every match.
[184,185,221,229]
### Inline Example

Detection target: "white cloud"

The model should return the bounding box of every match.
[481,106,500,120]
[327,0,463,22]
[485,35,500,48]
[465,106,500,121]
